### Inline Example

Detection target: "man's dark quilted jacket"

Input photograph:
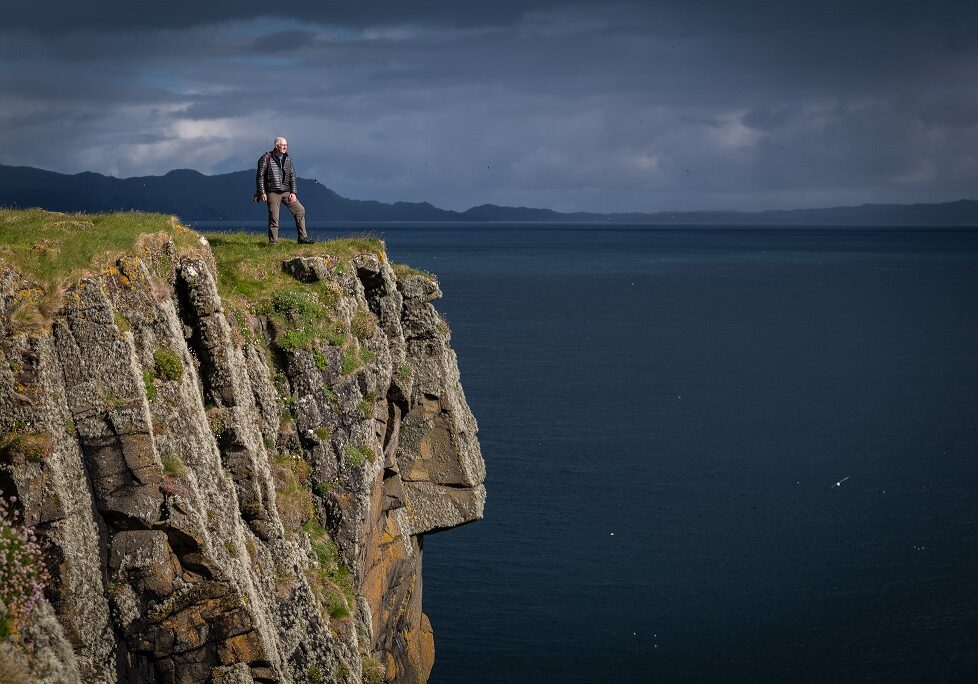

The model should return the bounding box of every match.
[256,151,297,194]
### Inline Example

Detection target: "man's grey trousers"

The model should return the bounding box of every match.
[266,191,308,243]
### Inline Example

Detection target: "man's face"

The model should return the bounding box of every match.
[275,140,288,154]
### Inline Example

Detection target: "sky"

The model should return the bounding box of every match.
[1,0,976,213]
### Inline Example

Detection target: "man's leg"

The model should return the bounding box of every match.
[267,192,284,244]
[284,197,308,241]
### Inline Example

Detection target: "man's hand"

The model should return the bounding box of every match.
[288,193,297,203]
[261,193,267,202]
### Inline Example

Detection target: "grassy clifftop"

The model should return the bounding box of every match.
[0,209,429,334]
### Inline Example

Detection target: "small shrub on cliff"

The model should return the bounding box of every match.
[153,349,184,382]
[0,498,50,639]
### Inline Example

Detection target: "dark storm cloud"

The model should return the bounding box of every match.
[3,0,576,31]
[1,1,976,211]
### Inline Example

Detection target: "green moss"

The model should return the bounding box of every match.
[307,665,324,684]
[153,348,183,381]
[315,481,337,496]
[397,364,412,381]
[314,426,331,442]
[142,369,157,400]
[340,348,361,375]
[303,519,338,566]
[343,443,374,468]
[270,289,321,319]
[303,518,357,621]
[113,310,130,335]
[313,350,328,371]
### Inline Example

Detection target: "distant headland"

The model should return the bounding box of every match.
[2,164,977,226]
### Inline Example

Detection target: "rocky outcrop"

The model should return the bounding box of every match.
[0,236,485,683]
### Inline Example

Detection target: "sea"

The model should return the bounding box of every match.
[196,222,978,683]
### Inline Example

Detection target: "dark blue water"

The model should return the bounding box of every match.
[208,223,978,682]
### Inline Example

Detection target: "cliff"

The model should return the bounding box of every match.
[0,209,486,683]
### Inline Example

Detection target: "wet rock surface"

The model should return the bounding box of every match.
[0,239,485,683]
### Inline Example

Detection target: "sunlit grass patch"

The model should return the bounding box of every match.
[391,262,436,281]
[204,231,384,308]
[0,209,203,330]
[205,232,386,352]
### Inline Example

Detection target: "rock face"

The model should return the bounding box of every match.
[0,241,485,683]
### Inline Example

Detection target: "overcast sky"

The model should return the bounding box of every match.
[1,1,976,212]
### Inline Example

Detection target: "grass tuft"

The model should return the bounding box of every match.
[271,452,314,533]
[0,432,53,463]
[143,369,157,400]
[303,519,356,621]
[161,453,187,478]
[154,348,184,381]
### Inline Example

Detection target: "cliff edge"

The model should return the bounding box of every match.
[0,210,485,683]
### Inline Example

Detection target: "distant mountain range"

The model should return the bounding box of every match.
[2,164,977,225]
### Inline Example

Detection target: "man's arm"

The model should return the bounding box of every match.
[288,158,297,195]
[256,154,268,196]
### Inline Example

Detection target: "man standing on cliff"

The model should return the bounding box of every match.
[257,137,315,245]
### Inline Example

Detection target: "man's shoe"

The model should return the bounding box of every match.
[298,238,316,244]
